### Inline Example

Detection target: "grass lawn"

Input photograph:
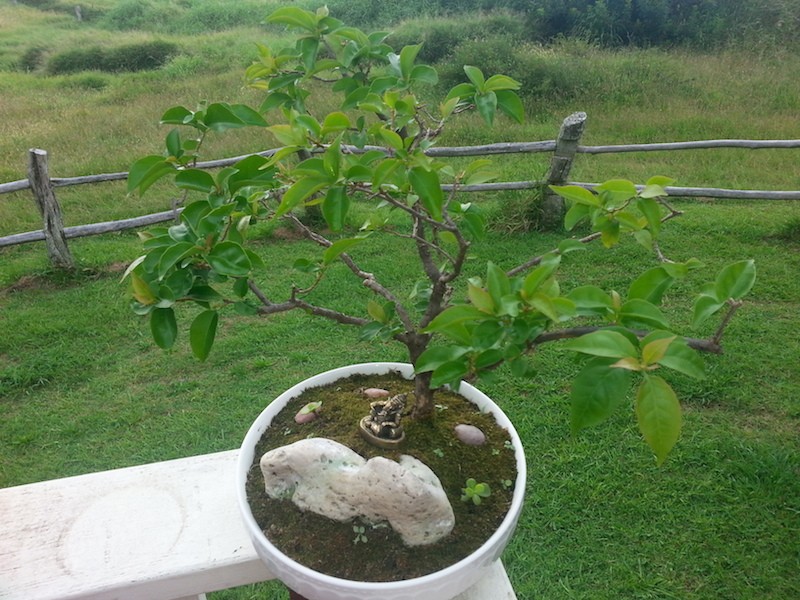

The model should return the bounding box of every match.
[1,3,799,599]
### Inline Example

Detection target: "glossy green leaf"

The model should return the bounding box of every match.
[564,330,639,359]
[641,335,676,366]
[266,6,318,32]
[398,44,421,79]
[567,286,613,316]
[571,357,633,434]
[628,266,675,305]
[445,82,475,101]
[564,202,590,230]
[410,64,438,85]
[522,255,561,299]
[160,105,194,126]
[321,112,351,136]
[484,74,521,91]
[550,185,600,207]
[157,241,197,278]
[415,346,470,374]
[150,307,178,349]
[276,177,329,218]
[652,334,706,379]
[463,65,485,90]
[175,169,216,193]
[495,90,524,124]
[322,236,366,265]
[475,91,497,126]
[486,262,511,307]
[431,357,470,389]
[636,375,682,465]
[619,298,670,330]
[127,155,174,195]
[409,167,444,221]
[422,304,486,334]
[715,259,756,301]
[468,282,495,314]
[190,309,218,361]
[692,294,725,328]
[322,186,350,232]
[207,241,251,277]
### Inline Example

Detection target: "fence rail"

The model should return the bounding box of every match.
[2,112,799,269]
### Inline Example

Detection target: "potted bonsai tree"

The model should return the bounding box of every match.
[125,5,755,599]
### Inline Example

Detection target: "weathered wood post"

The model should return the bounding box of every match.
[541,111,587,230]
[28,148,75,270]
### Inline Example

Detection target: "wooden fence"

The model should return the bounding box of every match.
[2,112,799,269]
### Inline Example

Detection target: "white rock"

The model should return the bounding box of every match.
[454,423,486,446]
[259,438,454,546]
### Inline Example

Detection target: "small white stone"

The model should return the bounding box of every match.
[454,424,486,446]
[260,438,454,546]
[362,387,390,399]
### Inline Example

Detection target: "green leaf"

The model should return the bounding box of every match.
[422,304,486,334]
[484,74,521,91]
[628,267,675,305]
[564,202,590,230]
[204,103,248,132]
[650,334,705,379]
[485,262,511,307]
[641,335,676,366]
[550,185,600,207]
[445,82,476,101]
[495,90,524,124]
[567,286,614,317]
[521,255,561,299]
[715,260,756,301]
[410,64,438,85]
[321,186,350,232]
[175,169,216,193]
[409,167,444,221]
[399,44,421,79]
[636,197,663,235]
[160,105,194,126]
[190,310,218,361]
[468,282,495,314]
[157,241,197,278]
[475,91,497,126]
[463,65,485,90]
[636,375,682,465]
[321,112,351,136]
[276,177,330,218]
[128,155,174,195]
[564,330,639,359]
[431,357,470,389]
[207,241,251,277]
[266,6,318,32]
[366,299,386,323]
[571,357,633,434]
[150,307,178,349]
[322,236,366,265]
[692,294,725,329]
[619,299,670,330]
[415,346,470,374]
[165,129,182,158]
[596,179,638,205]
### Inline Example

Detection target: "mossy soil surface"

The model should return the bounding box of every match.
[246,371,517,582]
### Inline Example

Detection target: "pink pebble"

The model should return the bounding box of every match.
[294,410,318,424]
[363,388,390,399]
[454,424,486,446]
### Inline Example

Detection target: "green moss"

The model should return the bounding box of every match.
[246,371,517,581]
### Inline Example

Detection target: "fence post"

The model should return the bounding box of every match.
[28,149,75,270]
[541,112,587,231]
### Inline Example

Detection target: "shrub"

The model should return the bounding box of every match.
[46,41,179,75]
[18,46,47,73]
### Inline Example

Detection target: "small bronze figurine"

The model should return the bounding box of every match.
[359,393,407,448]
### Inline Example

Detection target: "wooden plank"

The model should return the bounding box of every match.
[27,148,74,269]
[0,451,273,600]
[0,451,517,600]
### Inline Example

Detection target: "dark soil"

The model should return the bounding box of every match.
[245,371,517,582]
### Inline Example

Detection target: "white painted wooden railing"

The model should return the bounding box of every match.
[0,450,516,600]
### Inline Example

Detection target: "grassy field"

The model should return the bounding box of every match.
[1,2,799,599]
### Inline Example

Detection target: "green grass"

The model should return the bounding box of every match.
[1,4,799,600]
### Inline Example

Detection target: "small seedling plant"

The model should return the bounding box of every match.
[461,479,492,505]
[126,5,755,464]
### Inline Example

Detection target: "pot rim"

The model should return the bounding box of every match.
[236,361,527,592]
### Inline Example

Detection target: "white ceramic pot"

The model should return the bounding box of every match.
[236,362,527,600]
